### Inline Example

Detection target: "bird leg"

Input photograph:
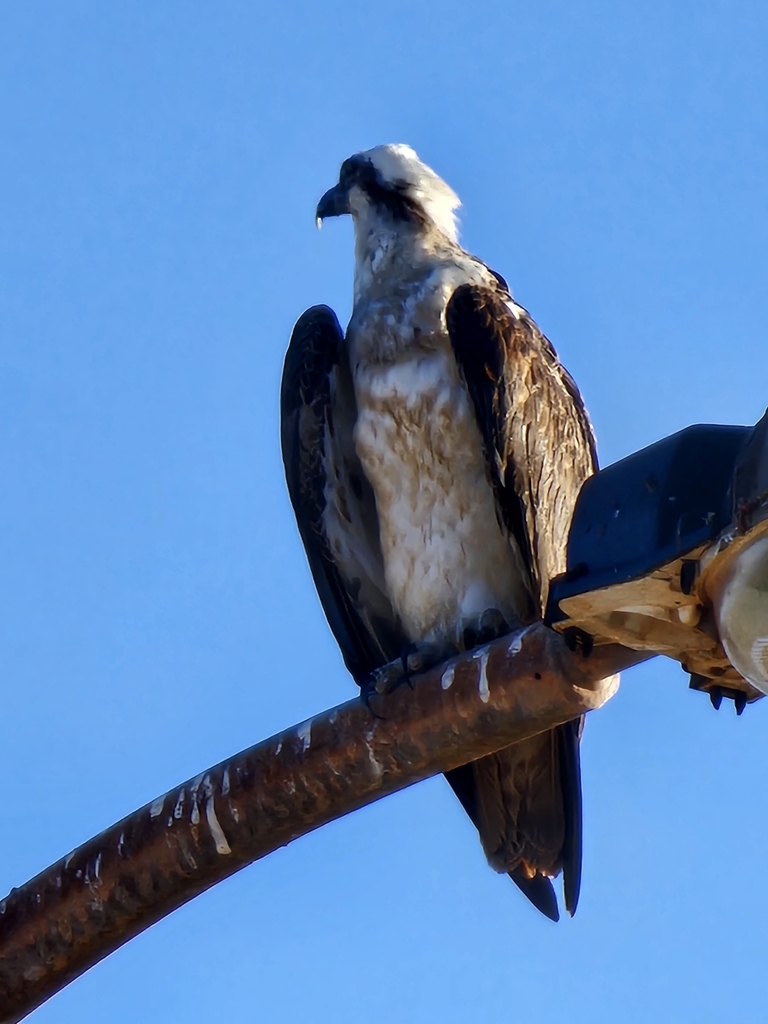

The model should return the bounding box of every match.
[461,608,511,651]
[368,640,460,698]
[362,609,513,711]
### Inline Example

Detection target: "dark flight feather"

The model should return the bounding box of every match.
[281,306,402,683]
[445,282,597,917]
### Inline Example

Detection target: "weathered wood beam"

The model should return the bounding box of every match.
[0,624,649,1022]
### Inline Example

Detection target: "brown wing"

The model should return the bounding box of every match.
[446,282,597,918]
[281,305,403,684]
[446,283,597,607]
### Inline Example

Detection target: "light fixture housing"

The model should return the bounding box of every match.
[547,410,768,710]
[699,410,768,697]
[708,533,768,694]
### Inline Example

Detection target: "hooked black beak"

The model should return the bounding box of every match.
[316,182,351,225]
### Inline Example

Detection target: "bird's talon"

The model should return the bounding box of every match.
[360,681,387,719]
[399,652,414,689]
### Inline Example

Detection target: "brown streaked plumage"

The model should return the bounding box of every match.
[281,144,597,920]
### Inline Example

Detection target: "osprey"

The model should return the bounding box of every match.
[281,144,597,921]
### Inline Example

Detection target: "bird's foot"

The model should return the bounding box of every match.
[462,609,511,651]
[359,677,387,719]
[367,641,459,699]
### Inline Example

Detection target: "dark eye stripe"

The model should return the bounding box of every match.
[340,156,427,227]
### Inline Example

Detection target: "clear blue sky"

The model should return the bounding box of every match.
[1,3,767,1021]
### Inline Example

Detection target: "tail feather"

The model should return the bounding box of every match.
[559,717,584,917]
[508,866,560,922]
[444,720,584,921]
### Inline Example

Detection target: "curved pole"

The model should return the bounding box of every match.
[0,625,648,1022]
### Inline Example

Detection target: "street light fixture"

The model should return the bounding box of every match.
[547,409,768,713]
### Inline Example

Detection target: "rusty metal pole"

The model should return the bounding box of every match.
[0,625,648,1022]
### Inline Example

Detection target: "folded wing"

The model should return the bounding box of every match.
[281,305,402,683]
[445,282,597,918]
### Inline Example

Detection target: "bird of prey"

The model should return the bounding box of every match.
[281,144,597,921]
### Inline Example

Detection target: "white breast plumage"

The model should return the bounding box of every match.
[352,333,531,646]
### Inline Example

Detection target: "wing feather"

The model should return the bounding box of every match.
[446,282,596,916]
[446,284,596,606]
[281,306,401,684]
